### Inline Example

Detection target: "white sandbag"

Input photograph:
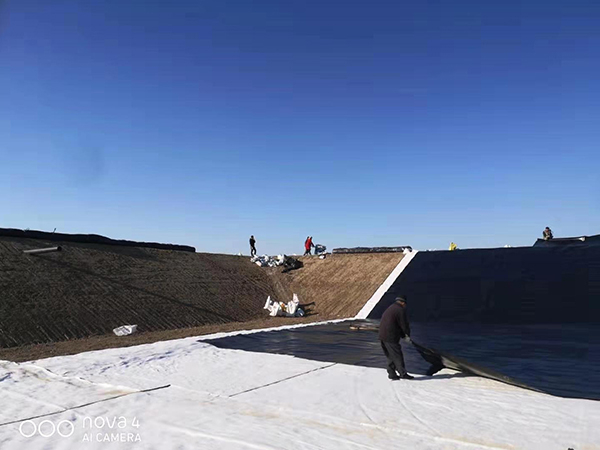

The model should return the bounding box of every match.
[113,325,138,336]
[252,254,289,268]
[286,301,298,316]
[263,296,272,310]
[268,302,282,317]
[262,293,304,318]
[285,293,300,316]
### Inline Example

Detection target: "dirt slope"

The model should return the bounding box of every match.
[0,236,271,348]
[0,236,403,360]
[267,253,404,319]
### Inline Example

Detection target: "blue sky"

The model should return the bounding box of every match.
[1,0,599,254]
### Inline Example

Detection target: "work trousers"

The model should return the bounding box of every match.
[380,341,407,377]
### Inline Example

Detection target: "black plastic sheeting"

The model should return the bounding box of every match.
[206,320,600,400]
[0,228,195,253]
[207,244,600,400]
[349,322,537,391]
[533,234,600,247]
[332,246,412,254]
[367,245,600,323]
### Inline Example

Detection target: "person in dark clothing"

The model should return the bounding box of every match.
[249,235,257,256]
[543,227,553,240]
[378,296,414,380]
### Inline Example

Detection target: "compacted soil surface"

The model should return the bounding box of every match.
[0,235,402,361]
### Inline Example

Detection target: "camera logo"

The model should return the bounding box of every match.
[19,420,75,438]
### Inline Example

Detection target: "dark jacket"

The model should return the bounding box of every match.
[378,301,410,343]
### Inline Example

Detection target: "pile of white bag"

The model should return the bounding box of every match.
[251,254,286,267]
[113,324,138,336]
[263,294,305,317]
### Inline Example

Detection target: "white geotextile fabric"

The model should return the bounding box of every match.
[1,336,599,449]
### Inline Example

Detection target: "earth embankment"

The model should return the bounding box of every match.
[1,237,403,361]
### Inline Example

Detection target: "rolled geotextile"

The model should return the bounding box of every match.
[23,246,62,254]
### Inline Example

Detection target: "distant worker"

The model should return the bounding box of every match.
[250,235,257,256]
[449,242,458,251]
[378,296,414,380]
[543,227,553,241]
[304,236,314,256]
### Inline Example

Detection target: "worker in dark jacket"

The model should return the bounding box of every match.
[378,296,414,380]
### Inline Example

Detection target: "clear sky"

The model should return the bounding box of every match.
[1,0,599,255]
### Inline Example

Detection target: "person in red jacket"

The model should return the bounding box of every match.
[304,236,314,256]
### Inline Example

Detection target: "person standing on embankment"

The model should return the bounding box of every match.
[304,236,314,256]
[378,296,414,380]
[543,227,553,240]
[250,235,257,256]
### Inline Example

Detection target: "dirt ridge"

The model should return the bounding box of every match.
[0,236,402,361]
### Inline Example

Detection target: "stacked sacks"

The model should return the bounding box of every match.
[251,254,303,272]
[332,246,412,254]
[251,254,286,267]
[263,294,305,317]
